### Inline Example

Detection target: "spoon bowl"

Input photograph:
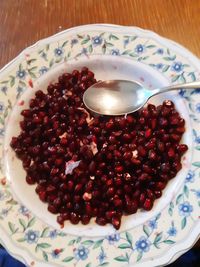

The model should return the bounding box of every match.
[83,79,200,115]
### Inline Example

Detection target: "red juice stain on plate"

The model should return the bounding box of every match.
[18,100,24,106]
[28,79,33,88]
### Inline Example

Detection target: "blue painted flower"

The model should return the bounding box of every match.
[18,205,29,215]
[111,49,120,56]
[156,63,163,70]
[92,36,103,46]
[74,245,89,261]
[0,102,4,113]
[193,129,200,144]
[179,202,193,217]
[167,225,177,236]
[71,39,78,46]
[97,248,107,264]
[16,69,27,79]
[135,236,151,253]
[195,103,200,113]
[148,219,157,230]
[39,66,48,76]
[156,48,164,55]
[135,44,145,54]
[25,230,39,244]
[179,89,186,97]
[185,170,195,183]
[0,129,4,137]
[0,191,5,201]
[191,88,200,94]
[49,229,58,239]
[0,86,7,95]
[191,189,200,198]
[54,47,64,57]
[171,61,184,72]
[106,233,120,245]
[41,52,47,60]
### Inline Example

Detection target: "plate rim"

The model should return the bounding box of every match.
[0,23,200,267]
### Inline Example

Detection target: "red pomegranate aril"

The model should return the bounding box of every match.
[111,216,121,230]
[11,66,188,230]
[143,198,153,211]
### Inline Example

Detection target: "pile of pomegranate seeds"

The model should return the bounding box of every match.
[10,67,188,230]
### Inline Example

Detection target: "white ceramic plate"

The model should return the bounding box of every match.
[0,24,200,267]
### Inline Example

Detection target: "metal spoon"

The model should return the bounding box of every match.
[83,80,200,115]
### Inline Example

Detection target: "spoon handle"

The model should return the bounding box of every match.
[152,81,200,96]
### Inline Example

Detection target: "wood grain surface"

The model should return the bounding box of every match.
[0,0,200,249]
[0,0,200,69]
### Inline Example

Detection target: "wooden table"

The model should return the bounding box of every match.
[0,0,200,250]
[0,0,200,69]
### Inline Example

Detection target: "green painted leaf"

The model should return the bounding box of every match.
[181,217,187,229]
[93,239,103,249]
[143,224,150,237]
[81,36,90,45]
[99,263,109,266]
[109,34,119,41]
[81,240,94,246]
[198,201,200,207]
[37,243,51,249]
[130,36,137,41]
[62,256,74,262]
[62,41,68,47]
[192,162,200,167]
[176,194,183,205]
[0,80,9,84]
[137,252,143,262]
[77,34,84,39]
[171,75,180,83]
[29,66,37,72]
[68,239,76,245]
[105,42,114,47]
[121,50,131,55]
[27,217,36,228]
[129,53,137,57]
[163,55,176,61]
[67,51,71,58]
[142,56,149,60]
[40,227,49,238]
[184,185,189,198]
[168,207,173,216]
[88,44,93,53]
[76,236,82,243]
[153,242,160,249]
[28,71,37,78]
[46,44,50,51]
[125,232,132,245]
[19,218,26,231]
[19,64,22,71]
[188,72,196,81]
[163,240,175,244]
[154,232,163,243]
[55,57,63,64]
[195,146,200,150]
[3,108,8,119]
[146,45,156,48]
[170,202,174,209]
[42,251,48,262]
[58,232,67,237]
[118,243,131,249]
[85,263,91,267]
[10,76,15,87]
[49,59,54,68]
[0,117,5,125]
[180,74,186,83]
[167,48,170,55]
[114,256,129,262]
[17,238,26,242]
[162,65,170,72]
[8,222,16,234]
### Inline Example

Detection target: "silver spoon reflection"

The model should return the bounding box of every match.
[83,80,200,116]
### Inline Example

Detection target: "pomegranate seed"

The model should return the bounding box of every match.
[143,198,153,211]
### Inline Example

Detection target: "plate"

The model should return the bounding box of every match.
[0,24,200,267]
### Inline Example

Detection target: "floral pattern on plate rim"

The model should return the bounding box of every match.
[0,26,199,267]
